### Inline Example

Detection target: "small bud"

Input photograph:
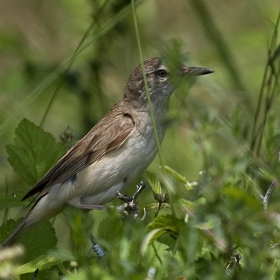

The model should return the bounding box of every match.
[60,126,75,149]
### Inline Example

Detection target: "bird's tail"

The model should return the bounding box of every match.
[2,214,36,247]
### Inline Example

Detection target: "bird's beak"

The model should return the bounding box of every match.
[181,65,214,76]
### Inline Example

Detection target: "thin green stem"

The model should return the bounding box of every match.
[152,243,163,264]
[131,0,164,168]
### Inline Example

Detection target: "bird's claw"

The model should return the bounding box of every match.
[116,181,147,220]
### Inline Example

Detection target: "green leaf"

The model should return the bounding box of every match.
[141,228,166,255]
[6,118,67,186]
[22,220,57,263]
[147,214,181,234]
[0,218,57,263]
[0,191,28,211]
[0,219,18,243]
[145,202,170,212]
[142,215,184,254]
[16,255,61,275]
[164,165,187,184]
[144,170,162,194]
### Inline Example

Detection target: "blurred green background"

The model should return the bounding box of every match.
[0,0,280,278]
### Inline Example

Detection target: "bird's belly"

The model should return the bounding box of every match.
[66,130,158,206]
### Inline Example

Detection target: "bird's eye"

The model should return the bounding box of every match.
[156,69,168,78]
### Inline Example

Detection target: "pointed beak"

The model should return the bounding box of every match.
[181,65,214,76]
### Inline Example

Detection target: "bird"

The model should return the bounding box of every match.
[2,57,213,246]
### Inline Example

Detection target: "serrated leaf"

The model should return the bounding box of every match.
[0,218,57,263]
[16,255,61,275]
[143,214,184,255]
[0,192,28,211]
[6,118,67,186]
[164,166,187,184]
[147,214,181,234]
[22,221,57,263]
[145,202,170,212]
[144,170,162,194]
[141,228,165,255]
[0,219,19,243]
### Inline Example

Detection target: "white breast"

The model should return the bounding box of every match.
[56,107,167,207]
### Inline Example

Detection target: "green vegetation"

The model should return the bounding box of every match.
[0,1,280,279]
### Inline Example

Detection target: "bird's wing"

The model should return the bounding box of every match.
[22,108,135,201]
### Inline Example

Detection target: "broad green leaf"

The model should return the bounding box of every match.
[144,214,184,255]
[21,220,57,263]
[16,255,61,275]
[0,218,57,263]
[145,202,170,212]
[0,219,19,243]
[147,214,181,234]
[141,228,165,255]
[0,191,28,211]
[164,165,187,184]
[6,118,67,186]
[144,170,162,194]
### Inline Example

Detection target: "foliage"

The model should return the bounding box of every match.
[0,1,280,280]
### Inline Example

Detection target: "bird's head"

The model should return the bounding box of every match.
[124,57,213,107]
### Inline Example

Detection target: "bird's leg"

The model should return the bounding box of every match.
[74,207,106,258]
[76,181,147,257]
[116,181,147,219]
[90,234,105,258]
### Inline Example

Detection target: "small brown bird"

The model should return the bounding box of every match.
[2,57,213,246]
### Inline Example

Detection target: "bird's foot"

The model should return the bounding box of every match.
[116,181,147,220]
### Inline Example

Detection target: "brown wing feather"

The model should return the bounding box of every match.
[22,104,135,201]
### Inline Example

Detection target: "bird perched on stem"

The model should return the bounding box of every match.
[2,57,213,246]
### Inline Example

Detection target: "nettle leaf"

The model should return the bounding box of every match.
[142,215,184,254]
[0,218,57,263]
[145,202,170,212]
[0,191,29,211]
[6,118,67,186]
[16,255,61,275]
[141,228,166,255]
[0,218,18,242]
[147,214,182,234]
[144,170,162,194]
